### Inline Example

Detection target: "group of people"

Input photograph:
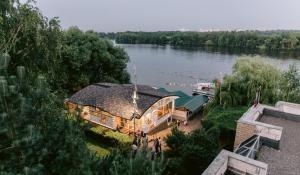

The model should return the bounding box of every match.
[131,131,162,160]
[151,137,162,160]
[132,131,148,155]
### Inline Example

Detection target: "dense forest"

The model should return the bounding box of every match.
[109,31,300,51]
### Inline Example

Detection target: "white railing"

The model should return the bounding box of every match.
[156,113,171,127]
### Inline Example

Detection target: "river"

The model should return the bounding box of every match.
[120,44,300,95]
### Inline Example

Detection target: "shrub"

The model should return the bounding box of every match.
[202,106,248,131]
[165,127,219,175]
[201,106,248,150]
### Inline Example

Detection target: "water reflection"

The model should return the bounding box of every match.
[121,44,300,95]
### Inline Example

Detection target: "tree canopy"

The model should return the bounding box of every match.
[212,56,300,108]
[1,1,130,95]
[164,127,219,175]
[0,1,132,174]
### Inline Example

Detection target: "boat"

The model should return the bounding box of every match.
[192,82,215,97]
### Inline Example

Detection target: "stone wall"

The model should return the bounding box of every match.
[234,122,256,149]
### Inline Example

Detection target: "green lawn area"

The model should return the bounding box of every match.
[86,137,111,157]
[85,125,132,157]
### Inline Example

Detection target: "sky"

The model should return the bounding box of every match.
[35,0,300,32]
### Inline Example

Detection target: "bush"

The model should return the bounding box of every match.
[202,106,248,131]
[201,106,248,150]
[165,127,219,175]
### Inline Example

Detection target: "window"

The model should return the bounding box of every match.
[101,115,107,123]
[120,118,127,127]
[100,113,114,128]
[89,106,96,112]
[157,101,173,118]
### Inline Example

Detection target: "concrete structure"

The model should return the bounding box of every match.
[203,101,300,175]
[202,150,268,175]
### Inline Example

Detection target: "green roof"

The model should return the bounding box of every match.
[173,91,192,106]
[182,95,209,112]
[157,88,192,106]
[157,88,208,113]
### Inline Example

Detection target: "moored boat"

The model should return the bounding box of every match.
[192,82,215,97]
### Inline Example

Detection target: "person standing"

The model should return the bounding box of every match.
[155,138,159,154]
[132,136,138,156]
[158,137,162,153]
[137,135,141,147]
[142,133,148,148]
[151,141,156,160]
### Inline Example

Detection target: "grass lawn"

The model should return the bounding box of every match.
[86,136,111,157]
[84,125,132,157]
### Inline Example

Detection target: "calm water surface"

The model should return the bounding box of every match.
[120,44,300,95]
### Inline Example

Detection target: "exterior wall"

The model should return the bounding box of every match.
[202,150,268,175]
[65,96,177,134]
[140,97,177,133]
[227,153,268,175]
[276,101,300,115]
[66,103,117,130]
[235,104,283,149]
[234,122,256,149]
[173,110,188,121]
[88,110,115,129]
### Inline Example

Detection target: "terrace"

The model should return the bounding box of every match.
[202,101,300,175]
[258,115,300,175]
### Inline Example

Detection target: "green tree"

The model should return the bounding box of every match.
[165,127,219,175]
[0,56,100,174]
[61,28,130,93]
[214,56,281,108]
[280,64,300,102]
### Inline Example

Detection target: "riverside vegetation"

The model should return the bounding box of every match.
[109,31,300,51]
[2,1,300,175]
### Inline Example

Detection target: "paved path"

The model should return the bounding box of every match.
[148,112,203,150]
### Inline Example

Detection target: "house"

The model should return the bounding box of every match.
[157,88,209,121]
[65,83,179,134]
[202,101,300,175]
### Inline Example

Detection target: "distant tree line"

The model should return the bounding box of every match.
[110,31,300,51]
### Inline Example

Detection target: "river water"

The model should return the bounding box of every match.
[120,44,300,95]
